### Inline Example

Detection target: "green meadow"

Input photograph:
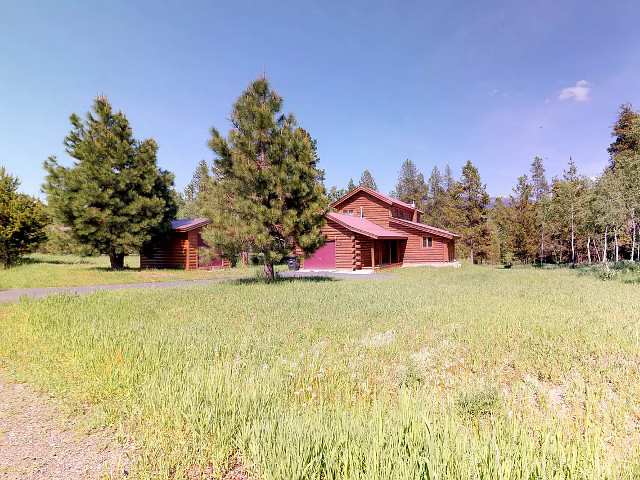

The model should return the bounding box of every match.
[1,264,639,479]
[0,254,265,289]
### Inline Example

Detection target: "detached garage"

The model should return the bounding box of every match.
[140,218,230,270]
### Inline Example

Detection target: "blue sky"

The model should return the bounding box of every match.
[2,0,640,199]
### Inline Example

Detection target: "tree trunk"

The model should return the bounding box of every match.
[469,243,474,264]
[570,202,575,267]
[109,250,125,270]
[603,227,608,263]
[632,221,636,262]
[263,261,275,281]
[614,229,619,262]
[587,236,591,263]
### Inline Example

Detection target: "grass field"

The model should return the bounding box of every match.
[1,264,639,479]
[0,254,268,289]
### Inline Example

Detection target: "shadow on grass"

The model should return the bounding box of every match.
[228,275,337,286]
[19,257,94,266]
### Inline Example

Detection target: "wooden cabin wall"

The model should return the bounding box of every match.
[333,192,390,228]
[387,223,448,263]
[140,232,188,269]
[186,230,199,270]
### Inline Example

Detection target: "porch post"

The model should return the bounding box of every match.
[371,240,375,268]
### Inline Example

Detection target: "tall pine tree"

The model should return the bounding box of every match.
[456,161,490,263]
[200,77,328,281]
[393,159,426,210]
[529,157,550,263]
[43,96,177,269]
[359,170,378,191]
[509,175,538,263]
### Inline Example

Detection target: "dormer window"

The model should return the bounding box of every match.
[343,209,354,216]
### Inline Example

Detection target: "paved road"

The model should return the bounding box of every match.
[0,271,396,305]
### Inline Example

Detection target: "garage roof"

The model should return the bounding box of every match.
[327,212,407,239]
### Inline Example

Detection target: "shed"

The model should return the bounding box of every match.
[140,218,230,270]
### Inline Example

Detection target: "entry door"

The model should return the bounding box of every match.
[304,241,336,269]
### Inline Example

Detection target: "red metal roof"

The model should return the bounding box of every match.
[330,186,424,214]
[171,218,211,232]
[389,217,460,239]
[327,212,407,239]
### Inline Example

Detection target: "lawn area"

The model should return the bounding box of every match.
[0,254,268,289]
[1,265,639,479]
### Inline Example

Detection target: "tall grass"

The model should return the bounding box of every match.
[1,266,639,478]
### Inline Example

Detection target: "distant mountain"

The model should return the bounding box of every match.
[488,196,511,209]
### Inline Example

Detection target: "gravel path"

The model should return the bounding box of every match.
[0,271,396,305]
[0,377,128,480]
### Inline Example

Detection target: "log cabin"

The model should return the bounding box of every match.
[140,218,230,270]
[300,187,460,271]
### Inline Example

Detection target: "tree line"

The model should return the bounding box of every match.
[2,77,638,274]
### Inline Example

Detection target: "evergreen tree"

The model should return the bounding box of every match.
[608,103,639,168]
[393,159,427,210]
[178,159,210,219]
[425,166,446,227]
[43,96,177,269]
[440,164,460,230]
[509,175,538,263]
[347,178,356,191]
[529,156,550,263]
[0,168,48,268]
[359,170,378,191]
[200,77,328,281]
[327,185,348,203]
[455,161,490,263]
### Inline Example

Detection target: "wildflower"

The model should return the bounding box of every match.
[292,362,298,368]
[312,393,317,398]
[280,378,284,382]
[289,372,294,377]
[307,386,312,392]
[294,391,300,395]
[317,373,322,379]
[360,382,367,389]
[351,373,357,379]
[299,353,304,358]
[315,350,320,356]
[282,359,287,364]
[302,402,307,407]
[262,364,268,370]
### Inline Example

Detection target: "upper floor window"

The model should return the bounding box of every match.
[343,209,354,216]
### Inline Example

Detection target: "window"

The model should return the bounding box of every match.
[343,209,353,215]
[423,237,433,247]
[422,237,426,248]
[349,209,353,215]
[428,237,433,247]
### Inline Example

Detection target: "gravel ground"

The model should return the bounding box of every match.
[0,377,128,480]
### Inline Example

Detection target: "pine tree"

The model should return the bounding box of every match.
[425,166,446,227]
[0,168,48,268]
[347,178,356,191]
[178,159,210,219]
[440,164,460,230]
[327,186,348,203]
[529,157,550,263]
[456,161,490,263]
[608,103,639,168]
[43,96,177,269]
[393,159,427,210]
[200,77,328,281]
[509,175,538,263]
[488,197,514,265]
[359,170,378,191]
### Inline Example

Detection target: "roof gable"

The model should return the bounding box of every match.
[331,186,423,213]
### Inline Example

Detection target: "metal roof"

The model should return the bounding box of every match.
[327,212,407,239]
[171,218,211,232]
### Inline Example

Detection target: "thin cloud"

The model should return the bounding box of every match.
[558,80,591,102]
